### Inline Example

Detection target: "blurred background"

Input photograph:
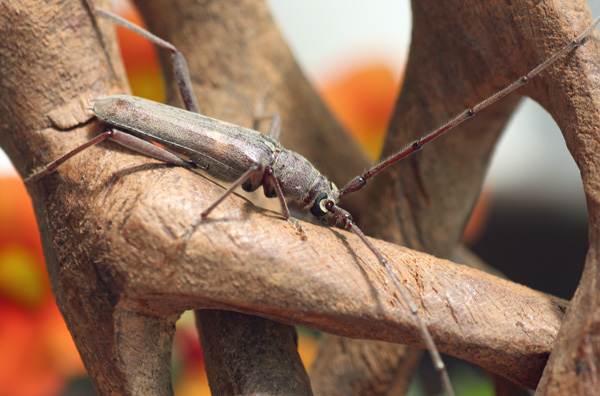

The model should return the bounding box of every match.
[0,0,594,395]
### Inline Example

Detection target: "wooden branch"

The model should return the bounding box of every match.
[356,0,600,394]
[308,0,600,394]
[1,0,599,395]
[196,310,312,395]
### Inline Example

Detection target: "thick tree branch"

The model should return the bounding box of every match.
[1,0,600,395]
[308,0,600,394]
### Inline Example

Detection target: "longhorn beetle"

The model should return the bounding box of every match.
[24,6,600,396]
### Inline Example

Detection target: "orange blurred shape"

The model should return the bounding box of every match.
[0,246,45,308]
[0,177,46,306]
[174,319,204,370]
[0,179,43,258]
[114,1,165,102]
[319,65,401,160]
[0,302,85,396]
[176,371,211,396]
[297,329,320,371]
[462,189,491,246]
[0,177,86,396]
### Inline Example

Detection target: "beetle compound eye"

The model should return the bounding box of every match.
[310,192,329,217]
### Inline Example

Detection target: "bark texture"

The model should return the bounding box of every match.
[0,0,599,395]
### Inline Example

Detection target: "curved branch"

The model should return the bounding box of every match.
[2,0,599,395]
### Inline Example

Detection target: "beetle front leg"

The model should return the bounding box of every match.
[263,166,307,239]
